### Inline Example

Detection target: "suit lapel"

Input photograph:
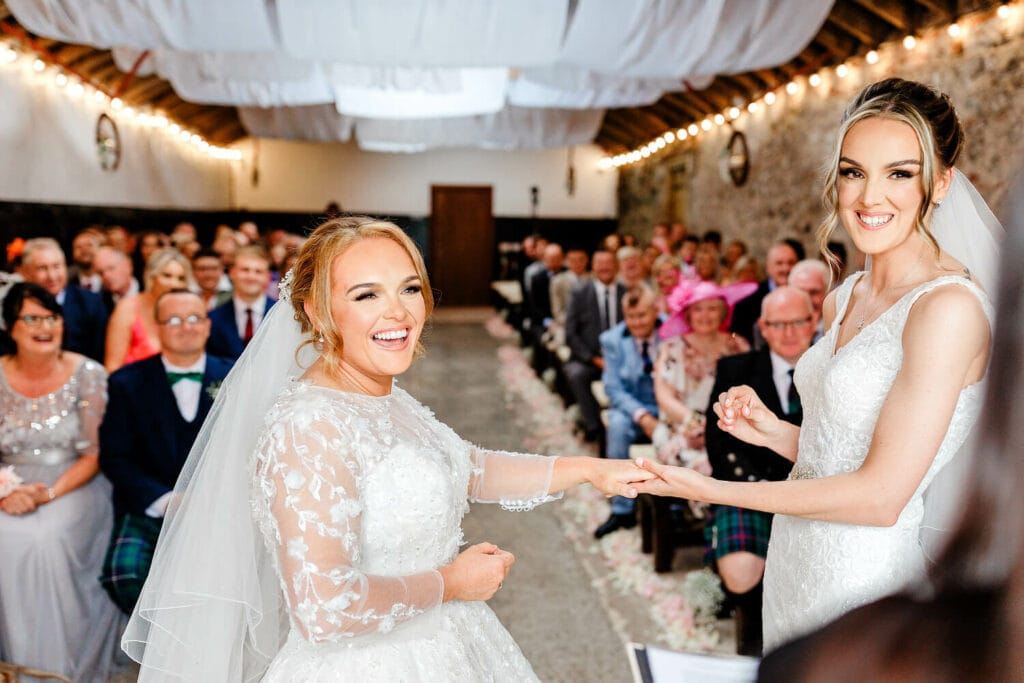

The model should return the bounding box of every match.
[144,358,183,454]
[754,349,786,417]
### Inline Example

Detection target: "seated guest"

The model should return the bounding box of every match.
[68,227,105,292]
[548,247,589,348]
[526,242,564,361]
[93,245,140,314]
[0,283,122,682]
[719,239,749,284]
[132,231,170,285]
[705,287,814,655]
[19,237,107,362]
[651,254,681,316]
[694,245,720,283]
[99,289,232,614]
[564,249,624,442]
[730,241,800,346]
[616,245,645,289]
[192,247,232,310]
[652,279,754,476]
[594,284,661,538]
[105,247,193,373]
[788,259,830,341]
[207,245,274,360]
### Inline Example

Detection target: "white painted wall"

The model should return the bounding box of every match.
[230,138,618,218]
[0,57,232,208]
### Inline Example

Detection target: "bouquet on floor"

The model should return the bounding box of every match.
[0,465,23,498]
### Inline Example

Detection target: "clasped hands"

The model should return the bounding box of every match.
[0,483,50,515]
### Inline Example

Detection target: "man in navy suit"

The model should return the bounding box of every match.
[704,286,815,655]
[729,241,799,347]
[563,249,625,442]
[99,289,232,613]
[19,237,108,361]
[206,244,274,360]
[594,283,661,538]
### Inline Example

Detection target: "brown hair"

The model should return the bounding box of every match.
[817,78,964,271]
[288,216,434,377]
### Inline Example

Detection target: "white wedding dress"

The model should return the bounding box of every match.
[762,272,992,651]
[250,380,557,681]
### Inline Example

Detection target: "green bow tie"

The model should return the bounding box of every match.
[167,371,203,386]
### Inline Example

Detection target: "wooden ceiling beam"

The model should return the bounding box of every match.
[913,0,955,21]
[601,111,658,145]
[825,4,893,45]
[851,0,913,30]
[811,26,860,61]
[660,92,710,121]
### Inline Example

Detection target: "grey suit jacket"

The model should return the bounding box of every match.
[564,280,625,364]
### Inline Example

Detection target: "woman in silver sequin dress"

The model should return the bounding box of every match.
[0,283,123,682]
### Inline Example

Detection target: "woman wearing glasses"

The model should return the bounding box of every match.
[634,79,1002,653]
[0,282,123,681]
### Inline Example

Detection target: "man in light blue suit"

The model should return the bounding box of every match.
[594,283,661,538]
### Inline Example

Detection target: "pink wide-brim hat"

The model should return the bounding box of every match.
[659,278,759,339]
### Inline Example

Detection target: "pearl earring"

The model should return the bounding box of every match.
[317,331,325,343]
[934,199,943,207]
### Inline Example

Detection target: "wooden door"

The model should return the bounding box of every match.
[429,185,494,307]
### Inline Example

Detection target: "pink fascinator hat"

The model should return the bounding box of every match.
[660,278,758,339]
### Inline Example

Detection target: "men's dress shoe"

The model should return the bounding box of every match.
[594,512,637,539]
[583,429,602,443]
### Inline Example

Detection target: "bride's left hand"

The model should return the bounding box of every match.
[588,459,658,498]
[630,458,711,501]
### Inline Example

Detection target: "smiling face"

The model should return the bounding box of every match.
[23,246,68,296]
[327,238,426,394]
[152,259,188,297]
[837,117,950,256]
[685,298,727,335]
[9,298,63,356]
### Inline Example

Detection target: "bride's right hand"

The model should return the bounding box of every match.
[712,385,781,448]
[439,542,515,602]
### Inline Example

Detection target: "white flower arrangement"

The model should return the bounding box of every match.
[681,568,725,622]
[0,465,24,498]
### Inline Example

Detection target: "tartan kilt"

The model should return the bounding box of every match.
[703,504,773,565]
[101,513,163,614]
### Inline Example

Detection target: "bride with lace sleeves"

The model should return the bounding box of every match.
[124,216,651,682]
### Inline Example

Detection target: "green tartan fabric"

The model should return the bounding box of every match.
[703,504,773,564]
[100,513,163,614]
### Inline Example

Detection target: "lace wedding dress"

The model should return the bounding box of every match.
[251,380,558,681]
[762,273,992,651]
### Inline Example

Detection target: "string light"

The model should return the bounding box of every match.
[31,58,44,72]
[600,3,1019,169]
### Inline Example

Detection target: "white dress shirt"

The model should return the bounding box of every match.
[769,351,796,413]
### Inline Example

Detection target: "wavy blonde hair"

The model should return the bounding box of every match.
[817,78,964,272]
[288,216,434,378]
[144,247,196,292]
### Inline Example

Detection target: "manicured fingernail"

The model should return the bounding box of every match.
[636,458,644,466]
[628,487,637,497]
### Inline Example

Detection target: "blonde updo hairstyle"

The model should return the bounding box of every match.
[817,78,964,271]
[288,216,434,377]
[144,247,196,293]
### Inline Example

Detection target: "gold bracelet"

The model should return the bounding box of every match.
[47,487,56,501]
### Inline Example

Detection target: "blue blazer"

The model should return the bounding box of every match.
[61,285,108,362]
[99,353,233,517]
[599,322,659,419]
[206,296,275,360]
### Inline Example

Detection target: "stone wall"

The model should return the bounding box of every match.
[617,7,1024,263]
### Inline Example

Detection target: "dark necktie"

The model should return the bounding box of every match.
[602,287,612,330]
[167,371,203,386]
[787,368,801,415]
[641,340,653,374]
[243,308,254,344]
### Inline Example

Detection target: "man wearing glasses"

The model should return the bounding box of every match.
[703,286,817,656]
[97,289,233,614]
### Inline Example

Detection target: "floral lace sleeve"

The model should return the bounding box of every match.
[253,412,443,643]
[75,359,107,456]
[466,446,562,511]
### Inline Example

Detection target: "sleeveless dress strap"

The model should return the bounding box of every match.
[832,271,867,326]
[902,274,995,328]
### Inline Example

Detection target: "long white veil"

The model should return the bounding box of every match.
[122,288,315,681]
[919,168,1004,561]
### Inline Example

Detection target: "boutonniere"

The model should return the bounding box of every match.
[206,381,223,402]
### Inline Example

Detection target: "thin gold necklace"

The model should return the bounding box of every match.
[854,248,925,331]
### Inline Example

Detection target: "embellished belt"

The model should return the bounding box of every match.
[2,448,77,466]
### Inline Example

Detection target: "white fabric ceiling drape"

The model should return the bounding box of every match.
[7,0,835,151]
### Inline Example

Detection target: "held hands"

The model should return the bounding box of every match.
[630,458,710,501]
[588,458,658,499]
[440,542,515,602]
[0,483,48,515]
[712,385,781,448]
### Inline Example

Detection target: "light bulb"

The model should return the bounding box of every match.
[866,50,879,65]
[786,81,798,95]
[764,92,776,105]
[836,64,849,78]
[948,23,961,38]
[809,73,822,88]
[713,113,725,125]
[663,131,675,143]
[687,123,699,136]
[728,106,740,119]
[903,35,917,50]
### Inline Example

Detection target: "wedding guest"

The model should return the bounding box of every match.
[93,246,140,314]
[105,225,134,255]
[191,247,232,310]
[633,78,1000,652]
[694,246,720,283]
[651,254,682,316]
[757,173,1023,683]
[206,245,274,360]
[704,287,814,655]
[594,284,662,538]
[564,250,625,442]
[20,237,107,362]
[133,231,171,284]
[99,289,232,613]
[616,246,645,289]
[123,216,652,680]
[105,248,194,373]
[548,248,589,348]
[720,239,749,284]
[0,283,122,682]
[730,241,800,346]
[788,259,830,341]
[68,227,105,292]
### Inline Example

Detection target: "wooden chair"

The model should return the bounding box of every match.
[630,444,705,572]
[0,661,71,683]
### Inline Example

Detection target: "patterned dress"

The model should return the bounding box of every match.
[251,381,559,681]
